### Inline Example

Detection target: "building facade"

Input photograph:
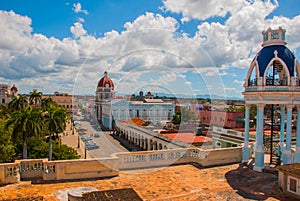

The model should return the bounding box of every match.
[0,84,18,104]
[95,72,175,130]
[196,110,244,128]
[43,91,79,114]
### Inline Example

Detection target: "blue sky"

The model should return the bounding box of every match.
[1,0,300,99]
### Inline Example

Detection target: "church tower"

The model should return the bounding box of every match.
[95,71,115,124]
[11,84,18,97]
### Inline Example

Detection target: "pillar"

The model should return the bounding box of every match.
[294,105,300,163]
[283,105,293,164]
[279,105,285,156]
[242,104,251,163]
[254,104,264,172]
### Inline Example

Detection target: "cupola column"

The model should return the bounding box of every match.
[279,105,286,158]
[283,104,293,164]
[294,105,300,163]
[254,104,265,172]
[242,104,251,163]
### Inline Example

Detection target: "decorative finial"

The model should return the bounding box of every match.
[274,50,278,58]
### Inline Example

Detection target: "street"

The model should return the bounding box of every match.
[73,114,128,158]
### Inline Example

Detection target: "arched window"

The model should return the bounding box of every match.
[265,60,288,86]
[248,64,257,86]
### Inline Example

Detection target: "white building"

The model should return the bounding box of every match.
[95,72,175,130]
[0,84,18,104]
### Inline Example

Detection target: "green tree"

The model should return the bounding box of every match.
[6,107,44,159]
[41,97,57,111]
[0,104,9,119]
[0,118,16,162]
[172,107,197,125]
[44,106,69,161]
[8,95,28,111]
[27,136,80,160]
[29,90,43,107]
[172,111,181,124]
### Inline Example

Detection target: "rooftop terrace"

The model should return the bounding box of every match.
[0,164,296,201]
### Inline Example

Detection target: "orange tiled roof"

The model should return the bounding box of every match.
[123,118,147,126]
[162,133,211,143]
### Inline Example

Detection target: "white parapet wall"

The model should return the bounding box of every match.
[44,157,119,181]
[113,147,242,170]
[0,147,242,184]
[0,162,20,184]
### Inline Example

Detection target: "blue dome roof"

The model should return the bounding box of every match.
[253,45,295,77]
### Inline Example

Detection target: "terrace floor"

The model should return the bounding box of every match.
[0,163,297,201]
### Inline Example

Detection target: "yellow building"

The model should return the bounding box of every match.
[43,91,79,114]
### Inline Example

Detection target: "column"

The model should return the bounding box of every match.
[279,105,285,157]
[242,104,251,163]
[283,105,293,164]
[254,104,265,172]
[294,105,300,163]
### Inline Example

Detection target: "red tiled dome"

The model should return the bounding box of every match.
[11,84,18,92]
[97,71,114,90]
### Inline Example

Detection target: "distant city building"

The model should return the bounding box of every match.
[43,91,79,114]
[95,72,175,130]
[95,71,116,125]
[0,84,18,104]
[197,110,244,128]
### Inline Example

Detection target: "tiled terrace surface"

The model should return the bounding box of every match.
[0,163,296,201]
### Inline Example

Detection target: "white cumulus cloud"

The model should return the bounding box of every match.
[73,3,89,15]
[70,22,87,38]
[1,0,300,99]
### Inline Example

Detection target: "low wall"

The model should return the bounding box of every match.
[114,147,242,170]
[198,147,242,167]
[53,158,119,181]
[0,162,20,184]
[17,159,46,180]
[0,147,242,184]
[114,149,193,170]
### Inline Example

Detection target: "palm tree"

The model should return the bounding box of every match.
[29,90,43,107]
[6,107,44,159]
[41,97,58,111]
[0,104,9,119]
[44,106,68,161]
[8,95,28,111]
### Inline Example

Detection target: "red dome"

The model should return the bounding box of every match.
[11,84,18,92]
[97,71,114,90]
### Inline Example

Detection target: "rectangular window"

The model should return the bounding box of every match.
[271,31,279,40]
[264,32,268,41]
[287,176,299,195]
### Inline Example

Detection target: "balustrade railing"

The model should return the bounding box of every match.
[0,163,19,184]
[43,161,57,181]
[0,147,242,184]
[114,147,241,170]
[19,159,45,179]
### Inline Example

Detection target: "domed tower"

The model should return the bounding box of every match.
[95,71,115,124]
[11,84,18,97]
[242,27,300,171]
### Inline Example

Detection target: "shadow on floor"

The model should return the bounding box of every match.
[225,164,297,201]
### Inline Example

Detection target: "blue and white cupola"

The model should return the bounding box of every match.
[242,27,300,172]
[245,27,300,88]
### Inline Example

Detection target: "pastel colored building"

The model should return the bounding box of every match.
[43,91,79,114]
[196,109,244,128]
[95,72,175,130]
[0,84,18,104]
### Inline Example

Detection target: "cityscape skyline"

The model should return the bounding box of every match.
[1,0,300,98]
